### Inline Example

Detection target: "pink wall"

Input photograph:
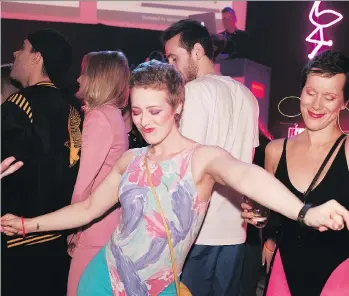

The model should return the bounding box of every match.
[1,1,246,31]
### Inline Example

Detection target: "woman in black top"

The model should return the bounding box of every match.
[244,50,349,296]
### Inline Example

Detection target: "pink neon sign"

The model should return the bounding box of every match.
[306,1,343,59]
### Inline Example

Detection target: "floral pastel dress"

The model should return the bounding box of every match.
[105,145,208,295]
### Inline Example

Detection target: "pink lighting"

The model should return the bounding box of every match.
[250,81,265,99]
[288,125,305,138]
[306,1,343,60]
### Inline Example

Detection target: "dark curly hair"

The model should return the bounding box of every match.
[162,19,213,59]
[301,50,349,102]
[130,60,185,109]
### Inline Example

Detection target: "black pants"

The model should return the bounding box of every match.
[1,241,70,296]
[240,225,263,296]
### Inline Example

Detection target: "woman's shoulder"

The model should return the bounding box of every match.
[116,147,149,174]
[87,104,120,120]
[265,138,285,156]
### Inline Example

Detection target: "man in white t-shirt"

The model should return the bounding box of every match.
[163,20,259,295]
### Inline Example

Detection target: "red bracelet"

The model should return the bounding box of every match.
[264,242,275,253]
[21,216,26,238]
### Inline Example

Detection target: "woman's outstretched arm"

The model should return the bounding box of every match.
[1,150,133,235]
[199,146,349,231]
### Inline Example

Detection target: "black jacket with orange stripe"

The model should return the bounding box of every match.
[1,82,83,252]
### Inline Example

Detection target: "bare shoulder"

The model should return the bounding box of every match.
[191,145,227,174]
[265,138,285,173]
[266,138,284,158]
[191,145,226,192]
[114,149,135,174]
[193,145,231,163]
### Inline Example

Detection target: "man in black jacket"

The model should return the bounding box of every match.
[1,29,82,296]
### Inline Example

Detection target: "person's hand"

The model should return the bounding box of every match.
[304,200,349,231]
[241,203,257,226]
[262,240,276,273]
[1,214,23,236]
[0,157,23,179]
[67,233,79,257]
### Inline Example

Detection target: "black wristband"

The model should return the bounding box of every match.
[297,203,313,225]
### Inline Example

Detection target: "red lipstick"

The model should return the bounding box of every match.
[143,128,155,134]
[308,110,326,119]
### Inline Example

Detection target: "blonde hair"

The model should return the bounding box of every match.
[79,51,130,109]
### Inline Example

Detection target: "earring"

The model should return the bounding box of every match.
[338,108,349,134]
[174,113,181,127]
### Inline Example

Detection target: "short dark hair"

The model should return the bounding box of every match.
[130,60,184,109]
[301,50,349,102]
[221,7,235,14]
[162,19,213,59]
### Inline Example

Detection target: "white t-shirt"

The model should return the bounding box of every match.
[180,74,259,245]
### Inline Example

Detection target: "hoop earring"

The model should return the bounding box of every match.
[277,96,302,118]
[338,107,349,134]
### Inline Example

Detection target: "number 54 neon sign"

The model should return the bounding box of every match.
[306,1,343,59]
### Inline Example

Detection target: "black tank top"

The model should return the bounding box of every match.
[274,135,349,296]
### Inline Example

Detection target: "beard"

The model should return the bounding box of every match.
[183,57,198,83]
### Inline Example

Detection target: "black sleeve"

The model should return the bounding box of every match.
[1,94,52,161]
[1,100,38,160]
[1,94,73,217]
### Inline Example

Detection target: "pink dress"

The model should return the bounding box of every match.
[67,104,128,296]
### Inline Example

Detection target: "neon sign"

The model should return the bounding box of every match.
[250,81,265,99]
[306,1,343,59]
[288,124,305,138]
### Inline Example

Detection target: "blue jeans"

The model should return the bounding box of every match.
[181,244,246,296]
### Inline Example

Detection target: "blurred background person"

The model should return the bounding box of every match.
[145,50,166,62]
[67,51,129,296]
[220,7,249,59]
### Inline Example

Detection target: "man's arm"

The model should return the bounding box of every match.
[180,83,209,144]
